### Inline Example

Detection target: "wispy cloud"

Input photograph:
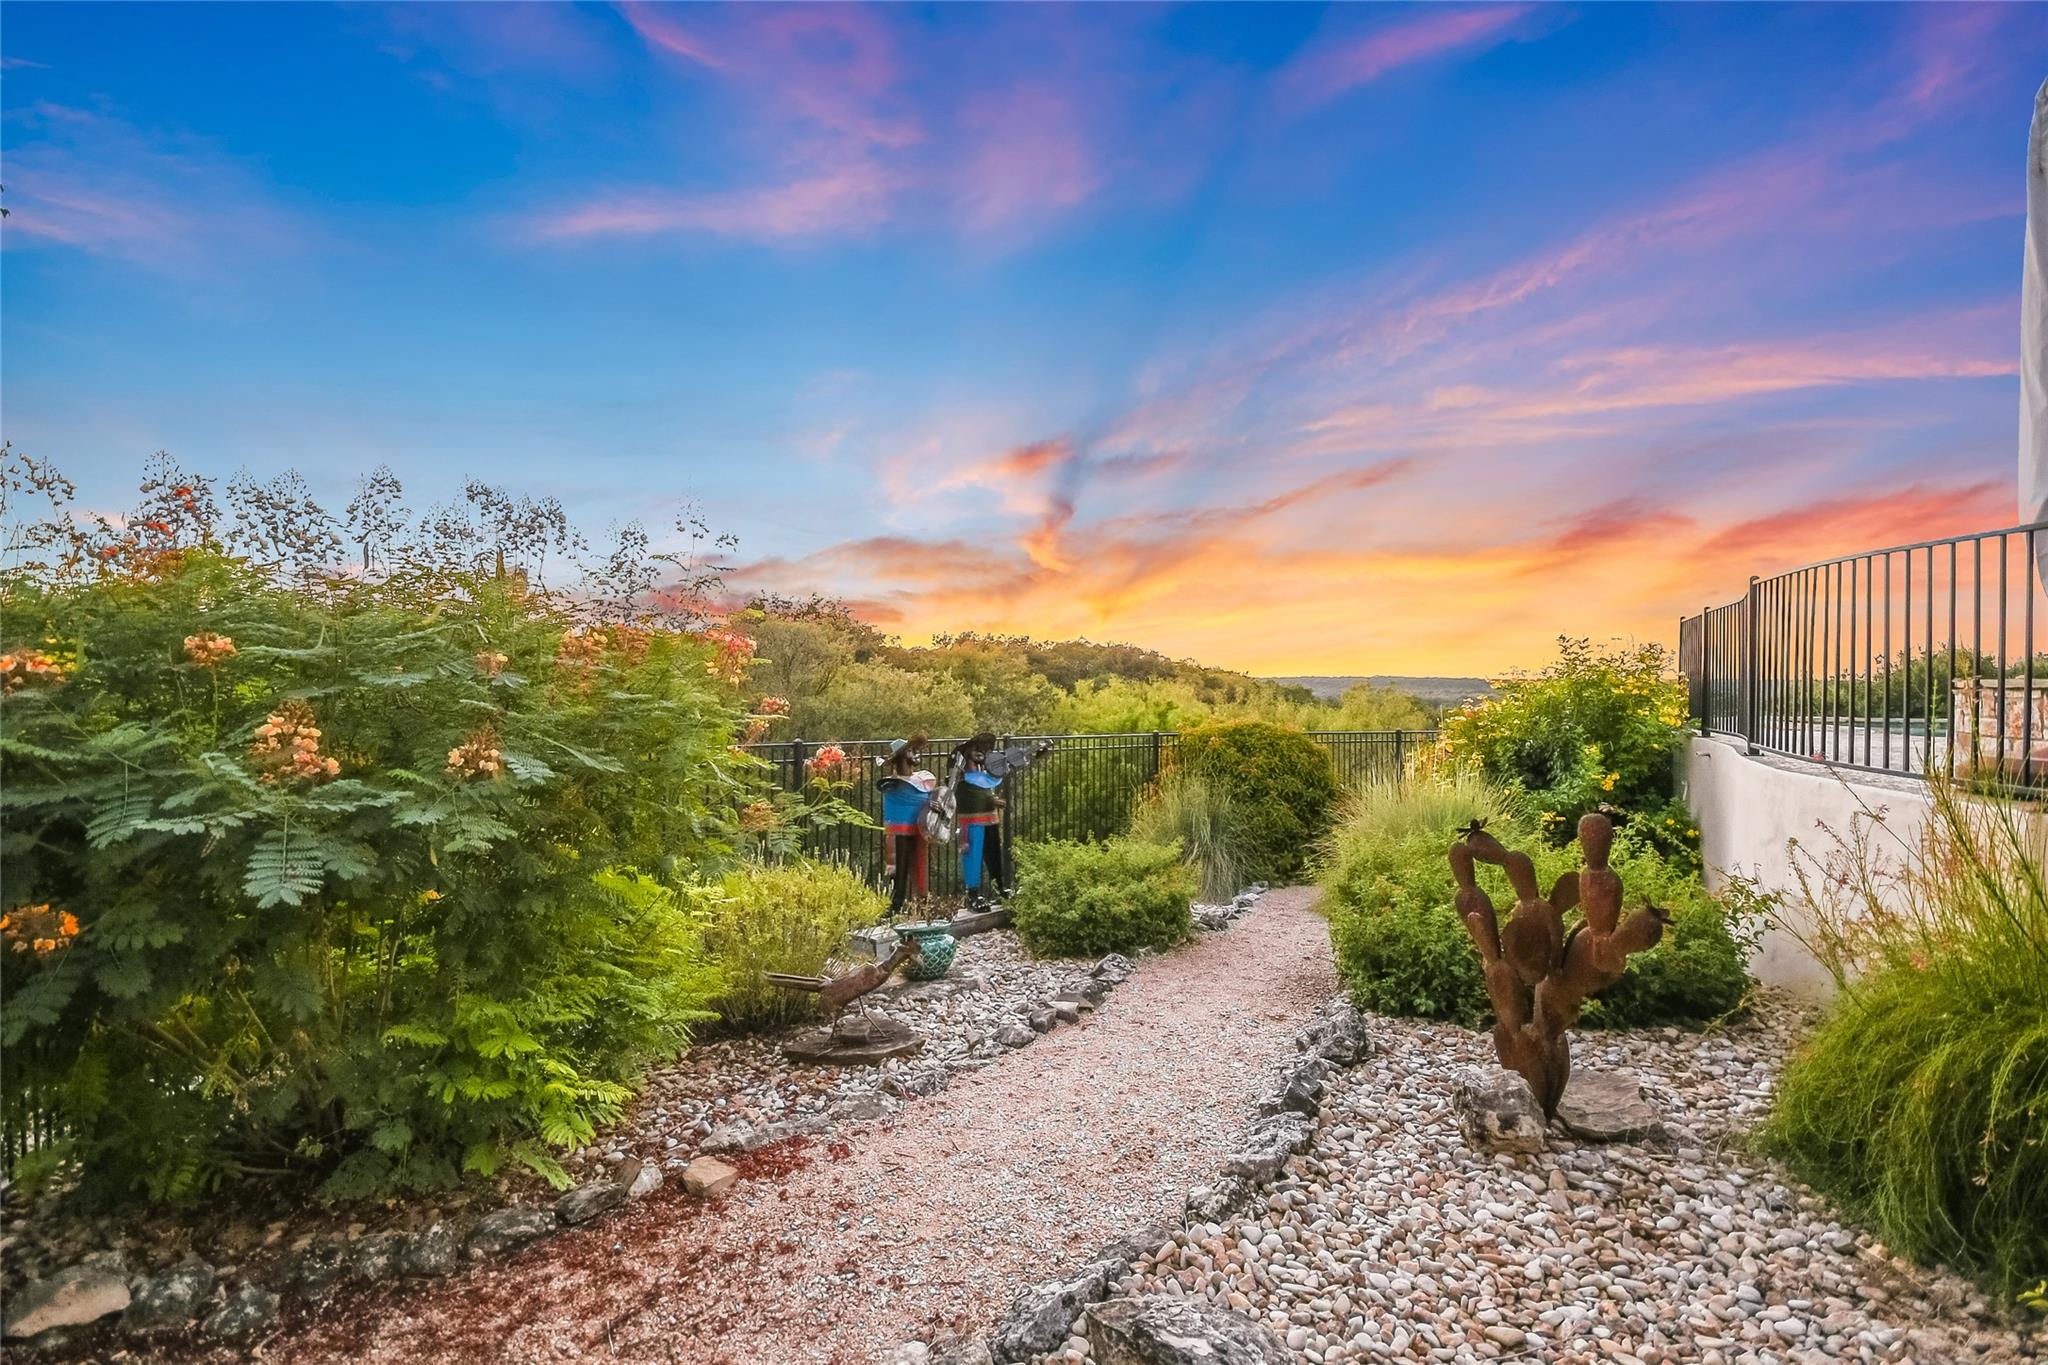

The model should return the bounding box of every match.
[1278,4,1536,113]
[1,101,303,276]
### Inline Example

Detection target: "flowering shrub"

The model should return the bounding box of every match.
[0,549,741,1203]
[182,631,236,667]
[1437,638,1697,867]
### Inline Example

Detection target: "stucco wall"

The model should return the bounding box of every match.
[1680,734,1934,998]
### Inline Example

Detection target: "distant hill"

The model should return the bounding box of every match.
[1268,675,1494,706]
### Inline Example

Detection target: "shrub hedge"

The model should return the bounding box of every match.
[1437,638,1699,870]
[1012,837,1195,957]
[1320,775,1755,1029]
[1173,720,1337,885]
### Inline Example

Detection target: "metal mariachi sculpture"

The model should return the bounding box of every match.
[1448,812,1668,1117]
[923,733,1054,910]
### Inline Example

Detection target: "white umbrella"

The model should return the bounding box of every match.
[2022,76,2048,575]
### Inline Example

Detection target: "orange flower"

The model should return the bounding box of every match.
[250,700,341,783]
[475,650,509,678]
[183,632,237,667]
[1,649,71,696]
[3,903,78,955]
[446,725,506,781]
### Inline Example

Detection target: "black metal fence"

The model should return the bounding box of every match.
[1678,520,2048,786]
[741,728,1436,898]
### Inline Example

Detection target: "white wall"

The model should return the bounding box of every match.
[1680,734,1934,998]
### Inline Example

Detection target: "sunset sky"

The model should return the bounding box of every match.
[5,3,2045,675]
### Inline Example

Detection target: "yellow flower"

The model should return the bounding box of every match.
[420,890,443,903]
[1601,771,1619,791]
[1687,828,1699,838]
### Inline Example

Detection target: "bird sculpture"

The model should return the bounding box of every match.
[764,938,920,1025]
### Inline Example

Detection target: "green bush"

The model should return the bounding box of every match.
[1128,771,1244,902]
[1437,638,1698,869]
[1,550,738,1203]
[695,859,887,1032]
[1763,782,2048,1302]
[1012,837,1195,957]
[1320,775,1754,1029]
[1173,720,1337,884]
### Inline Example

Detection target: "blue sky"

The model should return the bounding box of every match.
[4,3,2043,672]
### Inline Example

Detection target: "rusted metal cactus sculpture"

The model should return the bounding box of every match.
[1449,813,1668,1117]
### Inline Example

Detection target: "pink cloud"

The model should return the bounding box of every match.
[1280,4,1535,112]
[954,84,1103,234]
[534,162,899,242]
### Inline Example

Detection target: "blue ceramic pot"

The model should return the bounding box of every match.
[894,921,958,980]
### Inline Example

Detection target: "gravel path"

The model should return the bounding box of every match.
[266,886,1338,1365]
[1110,1002,2045,1365]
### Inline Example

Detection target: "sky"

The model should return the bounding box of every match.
[4,3,2044,676]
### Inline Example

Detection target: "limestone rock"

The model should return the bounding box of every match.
[1086,1296,1291,1364]
[699,1121,768,1155]
[5,1261,131,1339]
[466,1207,556,1260]
[201,1284,278,1343]
[1051,1000,1082,1024]
[1557,1069,1666,1143]
[995,1023,1036,1049]
[1452,1066,1547,1153]
[622,1157,665,1199]
[124,1260,216,1331]
[1026,1007,1058,1034]
[1090,953,1134,982]
[557,1179,629,1225]
[684,1156,738,1197]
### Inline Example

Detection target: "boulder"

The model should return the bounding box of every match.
[1090,953,1134,983]
[699,1121,769,1155]
[683,1156,738,1197]
[1296,1002,1371,1066]
[1556,1070,1666,1143]
[832,1092,888,1123]
[466,1207,556,1260]
[1224,1112,1315,1183]
[882,1067,951,1099]
[1183,1175,1253,1223]
[201,1284,278,1343]
[1086,1296,1290,1364]
[285,1239,348,1298]
[124,1260,217,1331]
[348,1230,407,1282]
[930,1342,996,1365]
[403,1222,460,1277]
[1061,976,1110,1006]
[557,1179,629,1225]
[995,1024,1037,1049]
[1025,1007,1058,1034]
[620,1157,665,1199]
[1453,1067,1547,1154]
[1050,1000,1083,1025]
[5,1261,131,1339]
[988,1226,1166,1363]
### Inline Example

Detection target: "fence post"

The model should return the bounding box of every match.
[1392,729,1405,780]
[789,738,806,790]
[1150,730,1162,783]
[1698,605,1711,731]
[1743,577,1761,754]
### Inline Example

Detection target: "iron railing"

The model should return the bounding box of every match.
[740,728,1436,897]
[1678,520,2048,786]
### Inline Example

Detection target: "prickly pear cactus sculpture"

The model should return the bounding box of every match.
[1448,813,1668,1117]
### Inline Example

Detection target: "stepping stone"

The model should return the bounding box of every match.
[1556,1070,1665,1142]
